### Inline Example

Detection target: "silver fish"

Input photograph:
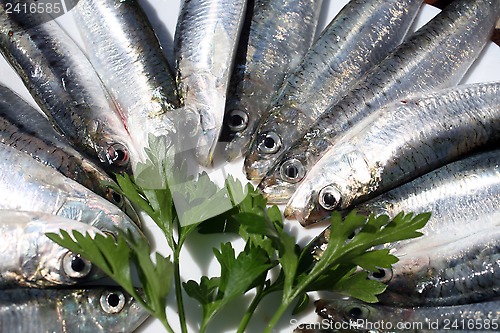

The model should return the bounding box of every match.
[0,210,106,288]
[174,0,247,165]
[221,0,324,160]
[0,287,149,333]
[245,0,423,180]
[0,84,140,224]
[0,5,137,172]
[256,0,500,194]
[72,0,179,166]
[315,296,500,333]
[285,82,500,224]
[0,143,145,240]
[311,149,500,305]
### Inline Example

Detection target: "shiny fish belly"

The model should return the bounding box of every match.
[0,210,105,288]
[222,0,324,160]
[0,287,148,333]
[0,84,140,223]
[0,143,145,241]
[246,0,423,180]
[72,0,179,166]
[286,81,500,225]
[175,0,247,165]
[265,0,499,203]
[0,6,136,173]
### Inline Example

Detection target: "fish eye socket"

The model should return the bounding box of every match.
[100,290,126,314]
[344,305,370,321]
[258,132,281,154]
[62,252,92,278]
[106,188,124,207]
[279,158,305,183]
[318,185,341,210]
[368,268,393,283]
[227,110,248,132]
[107,143,129,167]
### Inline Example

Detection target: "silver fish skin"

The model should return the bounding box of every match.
[0,6,137,173]
[0,210,106,289]
[72,0,179,166]
[285,81,500,225]
[0,287,149,333]
[0,84,140,224]
[311,149,500,306]
[259,0,500,197]
[245,0,423,180]
[0,143,145,241]
[315,297,500,333]
[174,0,247,166]
[221,0,324,160]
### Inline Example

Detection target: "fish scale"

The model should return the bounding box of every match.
[260,0,500,203]
[245,0,423,180]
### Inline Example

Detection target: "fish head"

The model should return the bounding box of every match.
[68,288,149,332]
[244,103,311,180]
[102,186,142,227]
[315,297,381,326]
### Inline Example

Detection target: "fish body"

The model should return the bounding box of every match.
[0,143,145,240]
[245,0,423,179]
[72,0,179,165]
[0,287,148,333]
[259,0,500,199]
[315,297,500,333]
[0,84,140,223]
[174,0,247,165]
[0,6,137,172]
[222,0,324,160]
[0,210,106,288]
[285,82,500,224]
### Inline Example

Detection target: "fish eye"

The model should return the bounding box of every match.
[368,267,393,283]
[318,185,341,210]
[227,110,248,132]
[100,290,126,314]
[343,304,370,321]
[279,158,305,183]
[106,187,124,207]
[107,143,129,167]
[62,252,92,278]
[258,132,281,154]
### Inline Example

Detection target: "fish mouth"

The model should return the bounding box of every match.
[223,135,250,162]
[258,176,294,204]
[243,152,274,180]
[284,202,330,226]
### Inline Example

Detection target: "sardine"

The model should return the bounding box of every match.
[0,210,106,288]
[245,0,423,179]
[285,82,500,224]
[257,0,499,195]
[221,0,324,160]
[72,0,179,166]
[315,297,500,333]
[174,0,247,165]
[0,287,148,333]
[0,143,145,240]
[0,84,140,223]
[0,5,138,172]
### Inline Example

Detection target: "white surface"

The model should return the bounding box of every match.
[0,1,498,332]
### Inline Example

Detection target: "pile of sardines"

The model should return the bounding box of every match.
[0,0,499,331]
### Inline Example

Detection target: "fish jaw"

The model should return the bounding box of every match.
[257,172,296,204]
[223,129,252,162]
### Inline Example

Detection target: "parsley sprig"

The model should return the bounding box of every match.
[47,138,430,333]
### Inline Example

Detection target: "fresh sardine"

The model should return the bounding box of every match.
[285,82,500,224]
[174,0,247,165]
[245,0,423,179]
[0,287,148,333]
[315,297,500,333]
[0,143,145,240]
[0,210,106,288]
[0,84,140,223]
[72,0,179,166]
[221,0,324,160]
[256,0,499,193]
[0,6,138,172]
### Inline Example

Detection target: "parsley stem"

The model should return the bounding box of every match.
[173,246,188,333]
[237,286,266,333]
[263,301,291,333]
